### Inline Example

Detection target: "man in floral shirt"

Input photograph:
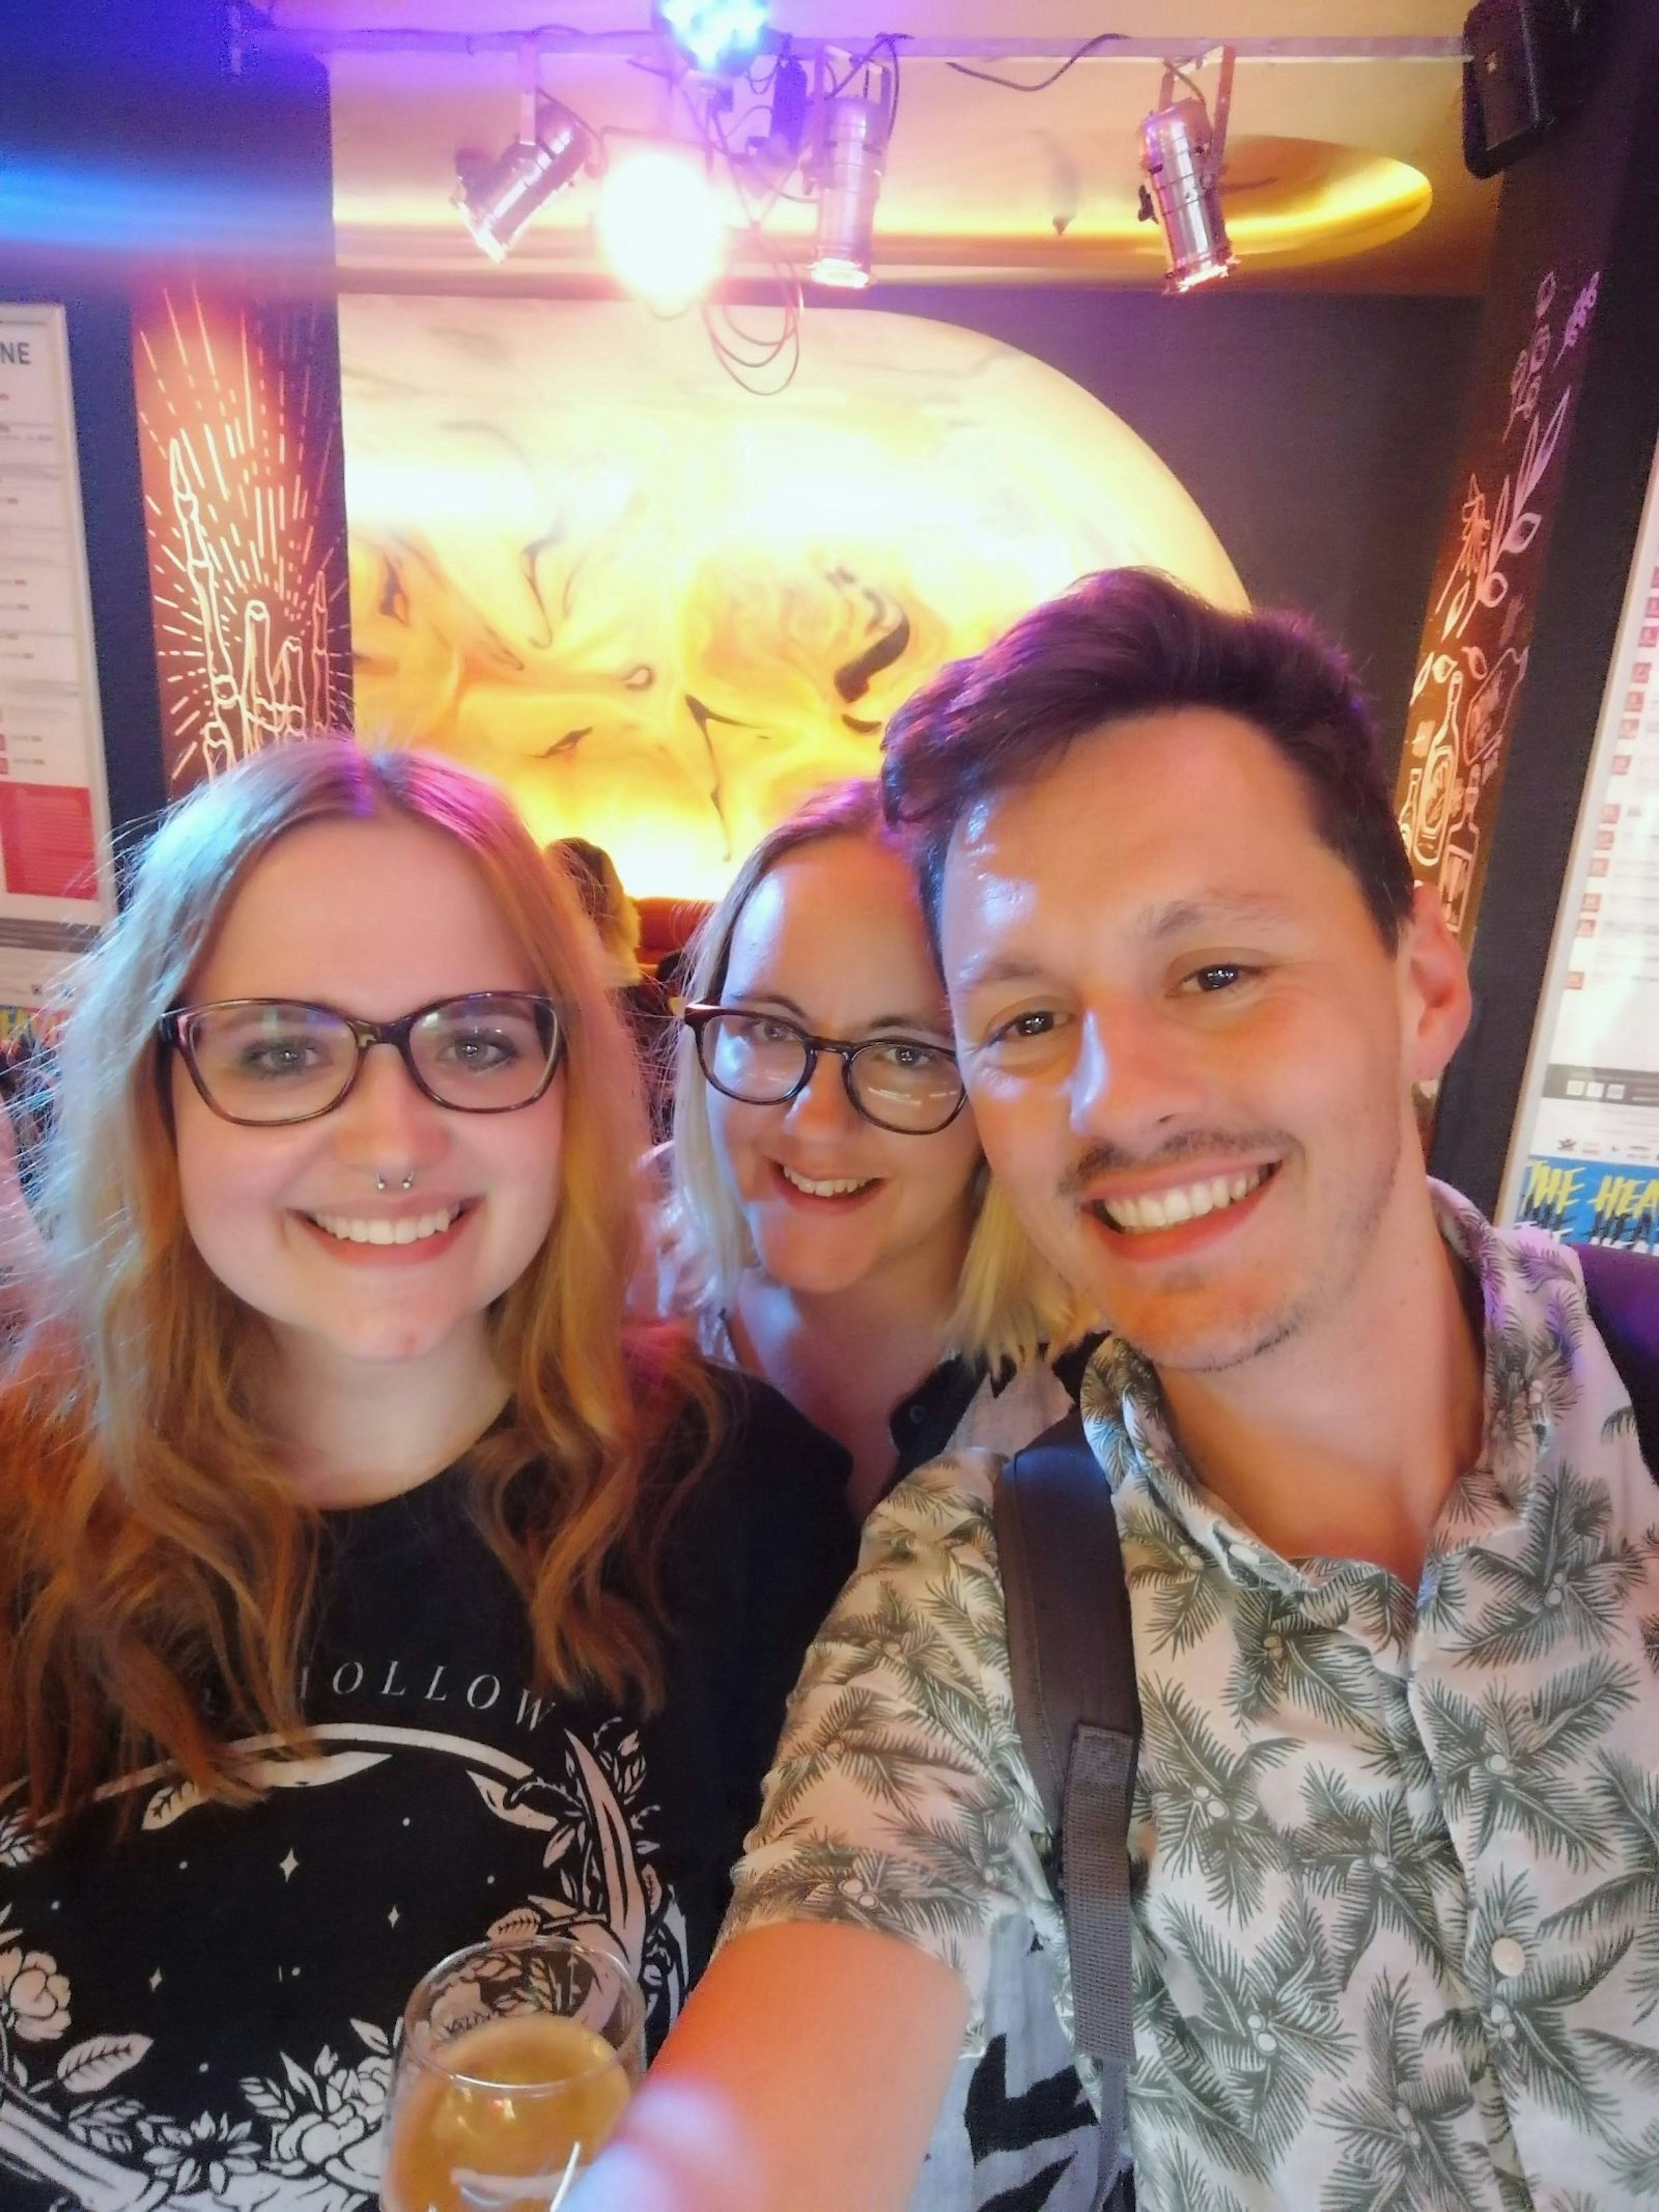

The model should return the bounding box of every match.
[571,573,1659,2212]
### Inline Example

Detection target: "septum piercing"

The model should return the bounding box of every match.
[375,1172,416,1194]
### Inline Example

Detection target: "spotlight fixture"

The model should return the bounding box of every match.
[658,0,770,75]
[1137,51,1236,294]
[598,145,725,313]
[454,94,594,264]
[809,67,893,290]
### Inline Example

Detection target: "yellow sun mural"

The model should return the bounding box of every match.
[340,299,1243,900]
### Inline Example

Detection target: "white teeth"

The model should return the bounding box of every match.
[1101,1166,1270,1235]
[778,1165,875,1199]
[311,1206,461,1246]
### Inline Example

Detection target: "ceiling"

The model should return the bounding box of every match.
[267,0,1500,292]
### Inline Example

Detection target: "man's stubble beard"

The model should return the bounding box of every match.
[1070,1110,1407,1379]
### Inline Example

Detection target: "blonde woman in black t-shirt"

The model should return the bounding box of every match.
[660,780,1100,2211]
[0,740,851,2212]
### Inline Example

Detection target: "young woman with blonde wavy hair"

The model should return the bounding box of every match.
[0,739,850,2212]
[661,779,1102,2207]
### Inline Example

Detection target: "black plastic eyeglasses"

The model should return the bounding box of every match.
[683,1003,967,1136]
[159,993,564,1127]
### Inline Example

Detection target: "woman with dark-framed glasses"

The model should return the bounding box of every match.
[0,740,852,2212]
[667,780,1090,1514]
[661,780,1102,2209]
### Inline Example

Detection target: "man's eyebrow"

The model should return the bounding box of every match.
[1137,892,1302,939]
[954,893,1300,994]
[953,953,1047,994]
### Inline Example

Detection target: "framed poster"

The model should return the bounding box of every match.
[0,303,114,1006]
[1503,428,1659,1245]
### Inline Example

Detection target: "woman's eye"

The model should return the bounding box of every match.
[442,1031,521,1068]
[239,1038,323,1079]
[870,1040,948,1071]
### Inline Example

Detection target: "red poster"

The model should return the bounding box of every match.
[0,782,97,900]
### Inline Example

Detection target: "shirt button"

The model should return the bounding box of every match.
[1491,1936,1526,1980]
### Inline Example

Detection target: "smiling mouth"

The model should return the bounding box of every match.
[307,1203,468,1247]
[775,1164,880,1200]
[1090,1162,1277,1235]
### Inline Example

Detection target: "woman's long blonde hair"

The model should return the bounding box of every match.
[666,779,1084,1371]
[0,739,713,1829]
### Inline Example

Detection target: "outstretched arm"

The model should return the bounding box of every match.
[574,1450,1045,2211]
[568,1922,968,2212]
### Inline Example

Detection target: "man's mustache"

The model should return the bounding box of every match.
[1058,1130,1294,1201]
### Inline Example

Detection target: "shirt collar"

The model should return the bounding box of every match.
[889,1354,983,1480]
[1077,1181,1568,1588]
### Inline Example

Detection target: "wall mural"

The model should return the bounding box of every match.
[133,286,354,790]
[339,299,1243,901]
[1396,262,1602,943]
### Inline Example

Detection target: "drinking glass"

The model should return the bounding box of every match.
[379,1929,645,2210]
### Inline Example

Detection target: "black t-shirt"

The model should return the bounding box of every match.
[0,1376,853,2212]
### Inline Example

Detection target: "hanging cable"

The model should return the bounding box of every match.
[945,28,1128,92]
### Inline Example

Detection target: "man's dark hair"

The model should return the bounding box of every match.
[881,568,1417,949]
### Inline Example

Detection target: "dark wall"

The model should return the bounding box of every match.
[871,285,1482,772]
[0,0,344,844]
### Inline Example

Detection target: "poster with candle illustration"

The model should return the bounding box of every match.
[338,298,1243,902]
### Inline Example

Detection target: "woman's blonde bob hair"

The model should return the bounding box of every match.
[666,778,1084,1371]
[0,738,712,1829]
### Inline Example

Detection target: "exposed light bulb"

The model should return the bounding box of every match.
[598,147,725,312]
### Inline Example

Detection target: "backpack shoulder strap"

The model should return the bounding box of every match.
[1572,1240,1659,1474]
[996,1405,1141,2212]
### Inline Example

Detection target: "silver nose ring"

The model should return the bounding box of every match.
[375,1172,416,1194]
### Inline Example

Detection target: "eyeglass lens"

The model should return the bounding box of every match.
[182,997,556,1122]
[699,1011,963,1133]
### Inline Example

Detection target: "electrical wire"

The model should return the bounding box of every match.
[656,65,803,392]
[702,274,801,394]
[946,28,1127,91]
[507,21,911,390]
[828,31,906,101]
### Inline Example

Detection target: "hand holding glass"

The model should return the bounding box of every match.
[379,1931,645,2210]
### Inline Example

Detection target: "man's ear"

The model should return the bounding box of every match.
[1401,882,1473,1084]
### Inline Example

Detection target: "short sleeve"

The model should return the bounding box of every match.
[721,1450,1053,2019]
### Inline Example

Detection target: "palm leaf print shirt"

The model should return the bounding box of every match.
[725,1190,1659,2212]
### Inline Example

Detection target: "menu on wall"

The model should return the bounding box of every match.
[0,302,114,1012]
[1503,430,1659,1244]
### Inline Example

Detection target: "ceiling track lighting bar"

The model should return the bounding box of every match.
[246,28,1468,66]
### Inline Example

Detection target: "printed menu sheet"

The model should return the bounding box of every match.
[1504,430,1659,1244]
[0,303,113,1008]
